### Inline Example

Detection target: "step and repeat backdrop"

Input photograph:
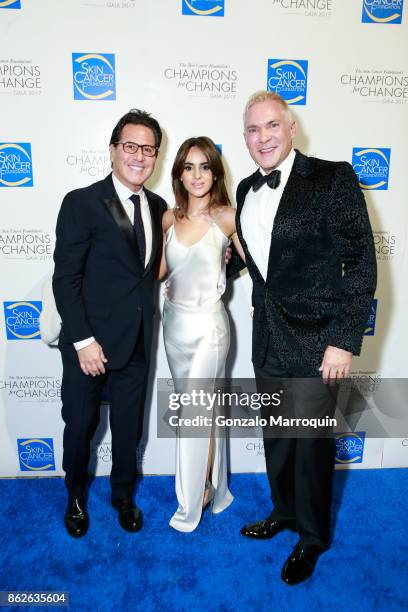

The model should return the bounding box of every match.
[1,0,407,478]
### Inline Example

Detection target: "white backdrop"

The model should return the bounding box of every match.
[1,0,407,478]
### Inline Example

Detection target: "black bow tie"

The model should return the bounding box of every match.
[252,169,281,192]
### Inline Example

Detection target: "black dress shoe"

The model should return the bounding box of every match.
[112,499,143,533]
[64,497,89,538]
[281,542,322,585]
[240,517,295,539]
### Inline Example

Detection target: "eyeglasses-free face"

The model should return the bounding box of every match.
[181,146,214,203]
[110,124,158,191]
[244,100,296,173]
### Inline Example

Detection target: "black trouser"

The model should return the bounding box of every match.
[254,342,337,551]
[60,327,148,502]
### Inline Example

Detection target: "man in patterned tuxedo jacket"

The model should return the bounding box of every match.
[53,110,167,538]
[235,91,377,584]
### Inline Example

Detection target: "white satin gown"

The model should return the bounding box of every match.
[163,220,234,532]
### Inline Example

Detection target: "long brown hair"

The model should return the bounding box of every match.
[171,137,231,219]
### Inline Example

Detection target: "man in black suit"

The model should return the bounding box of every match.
[53,109,167,537]
[234,91,376,584]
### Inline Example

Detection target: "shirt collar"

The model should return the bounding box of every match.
[112,173,144,202]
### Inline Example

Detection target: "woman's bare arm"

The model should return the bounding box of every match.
[158,209,175,280]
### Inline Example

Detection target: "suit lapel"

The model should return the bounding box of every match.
[238,152,315,286]
[101,175,143,268]
[269,150,313,223]
[236,171,265,284]
[143,188,162,277]
[265,150,314,284]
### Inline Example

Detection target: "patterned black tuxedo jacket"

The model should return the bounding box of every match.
[233,150,377,375]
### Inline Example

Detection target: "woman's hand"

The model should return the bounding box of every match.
[163,279,171,296]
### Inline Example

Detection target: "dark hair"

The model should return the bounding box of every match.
[171,137,231,219]
[109,108,162,148]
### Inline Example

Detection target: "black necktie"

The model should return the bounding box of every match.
[252,169,281,192]
[130,194,146,265]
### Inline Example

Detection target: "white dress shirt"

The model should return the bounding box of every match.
[111,173,152,266]
[74,174,152,351]
[240,149,296,281]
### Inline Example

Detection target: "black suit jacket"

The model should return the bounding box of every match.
[53,173,167,370]
[233,150,377,375]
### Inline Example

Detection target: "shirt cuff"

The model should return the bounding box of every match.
[74,336,95,351]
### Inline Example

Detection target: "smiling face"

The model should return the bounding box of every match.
[180,146,214,202]
[109,123,157,191]
[244,100,297,173]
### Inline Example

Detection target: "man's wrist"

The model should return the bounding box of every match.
[74,337,95,351]
[328,345,352,355]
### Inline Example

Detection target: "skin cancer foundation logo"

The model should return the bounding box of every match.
[352,147,391,190]
[72,53,116,101]
[182,0,225,16]
[362,0,403,24]
[267,59,308,105]
[335,432,366,464]
[364,298,378,336]
[0,0,21,8]
[17,438,55,471]
[3,301,42,340]
[0,143,33,187]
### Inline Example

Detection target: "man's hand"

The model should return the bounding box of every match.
[77,341,107,376]
[319,345,352,382]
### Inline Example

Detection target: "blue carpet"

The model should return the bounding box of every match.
[0,471,407,611]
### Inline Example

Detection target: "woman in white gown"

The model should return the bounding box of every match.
[160,137,245,532]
